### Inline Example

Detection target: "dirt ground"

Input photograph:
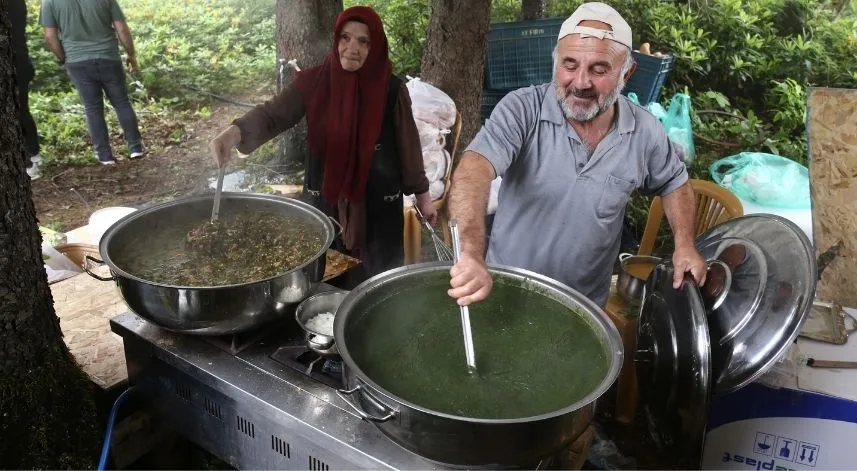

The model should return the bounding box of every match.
[31,100,254,231]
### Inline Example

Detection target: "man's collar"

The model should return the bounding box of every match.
[541,85,637,134]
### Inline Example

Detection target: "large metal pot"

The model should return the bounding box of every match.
[85,193,336,335]
[333,263,624,468]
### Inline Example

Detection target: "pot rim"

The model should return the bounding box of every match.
[334,261,625,424]
[97,192,335,290]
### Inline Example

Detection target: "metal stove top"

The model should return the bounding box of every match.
[110,309,442,470]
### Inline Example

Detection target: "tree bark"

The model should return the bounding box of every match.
[420,0,492,159]
[0,6,99,468]
[273,0,342,170]
[521,0,547,20]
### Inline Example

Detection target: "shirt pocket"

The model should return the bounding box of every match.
[596,174,636,220]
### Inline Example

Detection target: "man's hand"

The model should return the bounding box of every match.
[210,125,241,168]
[672,244,707,289]
[125,54,139,74]
[449,252,493,306]
[415,192,437,225]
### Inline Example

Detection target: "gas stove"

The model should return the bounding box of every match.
[109,291,441,470]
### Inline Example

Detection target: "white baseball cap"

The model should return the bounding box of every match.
[557,2,632,50]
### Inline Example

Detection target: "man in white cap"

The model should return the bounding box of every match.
[447,2,706,307]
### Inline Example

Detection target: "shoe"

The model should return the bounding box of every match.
[129,149,145,160]
[99,157,118,166]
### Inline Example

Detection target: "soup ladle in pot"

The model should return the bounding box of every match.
[211,164,226,223]
[449,219,477,372]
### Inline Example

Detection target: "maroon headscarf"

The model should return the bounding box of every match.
[294,6,392,204]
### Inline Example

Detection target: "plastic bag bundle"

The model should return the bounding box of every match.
[710,152,811,209]
[406,77,457,129]
[405,76,458,203]
[423,148,449,183]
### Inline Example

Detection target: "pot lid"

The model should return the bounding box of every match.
[695,214,817,394]
[635,263,711,464]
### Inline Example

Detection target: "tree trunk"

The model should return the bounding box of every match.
[273,0,342,171]
[521,0,547,20]
[420,0,492,159]
[0,7,100,469]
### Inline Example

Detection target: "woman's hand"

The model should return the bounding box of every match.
[415,192,437,225]
[210,125,241,168]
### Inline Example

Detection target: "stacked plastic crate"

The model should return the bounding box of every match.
[481,17,673,122]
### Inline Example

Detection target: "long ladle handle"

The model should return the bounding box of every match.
[211,165,226,223]
[449,219,477,371]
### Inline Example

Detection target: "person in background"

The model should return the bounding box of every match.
[447,2,707,308]
[40,0,144,165]
[10,0,42,179]
[209,6,437,276]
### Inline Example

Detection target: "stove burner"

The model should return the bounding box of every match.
[201,327,271,355]
[271,343,344,389]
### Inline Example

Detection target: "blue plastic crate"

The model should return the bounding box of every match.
[623,52,673,105]
[481,88,514,122]
[484,17,565,89]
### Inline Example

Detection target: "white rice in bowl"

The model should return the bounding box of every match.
[306,311,335,336]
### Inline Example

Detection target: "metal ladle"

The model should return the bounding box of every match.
[449,219,477,372]
[211,164,226,223]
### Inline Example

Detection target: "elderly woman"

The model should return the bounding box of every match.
[210,6,436,276]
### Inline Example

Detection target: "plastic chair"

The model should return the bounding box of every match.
[403,111,462,264]
[637,178,744,256]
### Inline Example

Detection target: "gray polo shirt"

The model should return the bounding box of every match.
[467,84,688,307]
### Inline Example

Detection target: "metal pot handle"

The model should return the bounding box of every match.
[83,255,116,282]
[702,259,732,311]
[618,252,632,262]
[328,216,343,236]
[336,384,396,423]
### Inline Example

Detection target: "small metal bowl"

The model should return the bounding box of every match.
[295,290,348,356]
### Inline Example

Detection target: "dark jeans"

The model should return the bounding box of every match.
[66,59,142,161]
[16,62,39,162]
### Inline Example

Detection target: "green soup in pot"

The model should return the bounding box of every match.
[345,270,611,420]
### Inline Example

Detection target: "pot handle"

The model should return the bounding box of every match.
[618,252,632,262]
[328,216,343,236]
[336,384,397,423]
[83,255,117,282]
[701,259,732,311]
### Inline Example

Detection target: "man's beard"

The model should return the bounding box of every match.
[555,76,625,122]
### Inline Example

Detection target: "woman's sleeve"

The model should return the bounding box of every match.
[394,85,430,195]
[232,81,305,155]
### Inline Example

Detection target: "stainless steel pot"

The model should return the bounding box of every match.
[617,253,662,302]
[295,290,347,356]
[84,193,336,335]
[333,263,624,468]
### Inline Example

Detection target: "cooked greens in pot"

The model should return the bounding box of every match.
[115,212,325,286]
[346,271,611,419]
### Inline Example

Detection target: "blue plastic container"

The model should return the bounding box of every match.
[484,17,565,89]
[481,88,514,122]
[484,17,673,105]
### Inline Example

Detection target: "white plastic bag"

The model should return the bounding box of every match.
[406,76,457,130]
[487,177,502,215]
[429,180,445,201]
[423,149,449,183]
[416,120,448,151]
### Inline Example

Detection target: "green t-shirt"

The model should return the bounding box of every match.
[40,0,127,63]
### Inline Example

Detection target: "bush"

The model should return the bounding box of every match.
[550,0,857,165]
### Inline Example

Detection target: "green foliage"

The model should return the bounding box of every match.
[25,0,276,166]
[346,0,431,77]
[551,0,857,164]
